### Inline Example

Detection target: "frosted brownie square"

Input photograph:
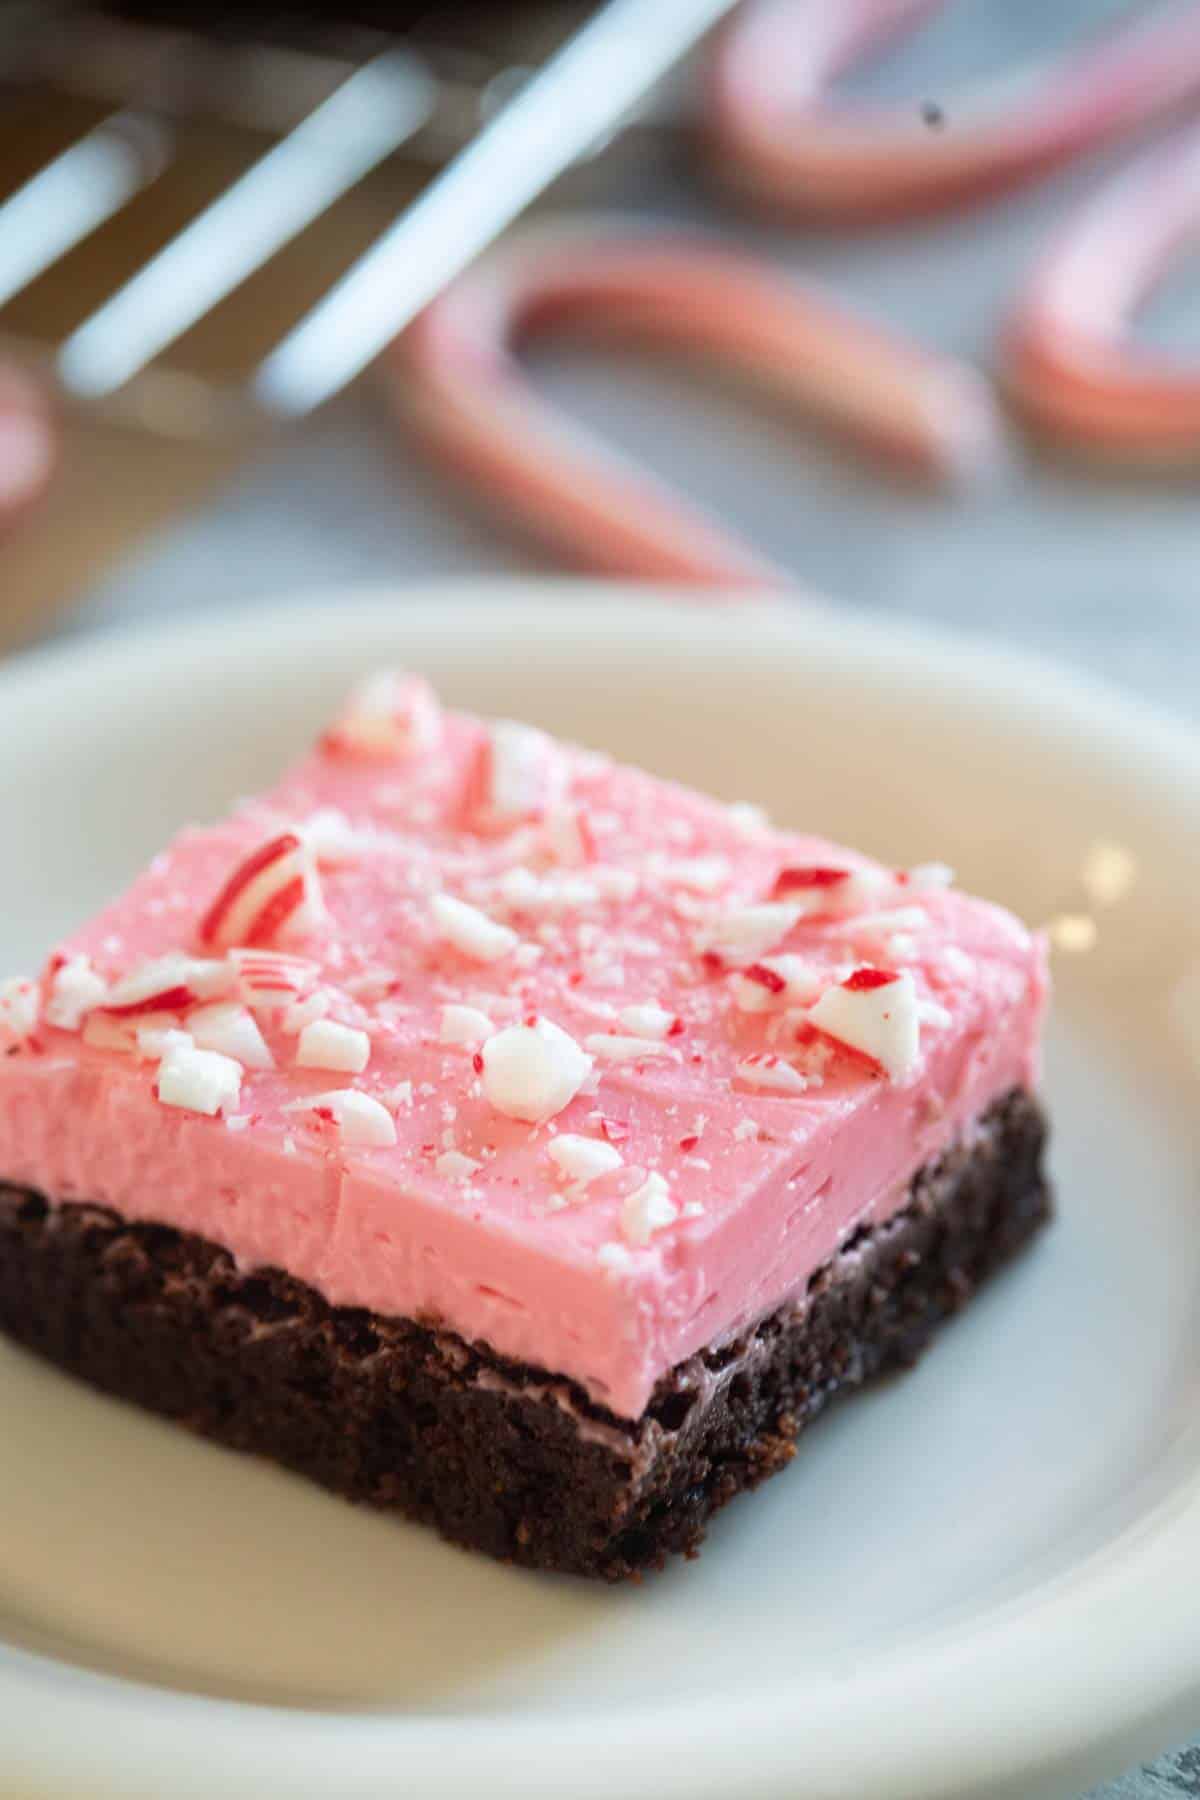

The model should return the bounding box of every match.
[0,672,1049,1577]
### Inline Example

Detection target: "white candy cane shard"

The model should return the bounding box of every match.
[280,990,332,1035]
[618,1003,677,1040]
[156,1043,243,1116]
[435,1149,482,1181]
[544,803,596,866]
[0,977,39,1049]
[905,862,954,891]
[299,807,380,867]
[431,893,518,964]
[646,854,731,893]
[696,902,802,968]
[808,968,920,1080]
[136,1023,194,1061]
[231,948,320,1011]
[322,669,442,759]
[44,955,109,1031]
[770,864,894,914]
[285,1087,397,1147]
[734,1053,809,1093]
[439,1003,495,1046]
[296,1018,371,1074]
[187,1001,274,1070]
[547,1134,623,1185]
[621,1171,678,1246]
[102,952,234,1017]
[584,1034,681,1063]
[730,954,824,1013]
[480,1019,592,1123]
[462,720,563,830]
[198,831,324,951]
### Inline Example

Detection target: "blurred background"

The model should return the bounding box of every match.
[0,3,1197,1792]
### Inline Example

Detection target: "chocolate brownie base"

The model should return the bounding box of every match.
[0,1088,1048,1580]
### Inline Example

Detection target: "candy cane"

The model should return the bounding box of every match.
[392,228,1000,588]
[706,0,1200,223]
[1002,124,1200,462]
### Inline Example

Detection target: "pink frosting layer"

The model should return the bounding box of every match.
[0,690,1047,1419]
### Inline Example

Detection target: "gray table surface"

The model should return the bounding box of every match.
[32,3,1200,1793]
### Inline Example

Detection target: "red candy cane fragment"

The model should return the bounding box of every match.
[1003,123,1200,463]
[101,953,234,1018]
[461,720,565,832]
[320,669,442,760]
[706,0,1200,224]
[199,832,324,951]
[394,228,1000,589]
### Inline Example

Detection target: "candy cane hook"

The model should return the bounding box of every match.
[392,228,1000,589]
[1003,123,1200,462]
[707,0,1200,223]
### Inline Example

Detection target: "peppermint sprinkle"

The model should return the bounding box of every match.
[808,968,920,1080]
[296,1018,371,1074]
[621,1171,678,1245]
[283,1087,396,1147]
[696,902,801,968]
[435,1149,482,1182]
[431,893,519,964]
[188,1001,274,1070]
[44,955,108,1031]
[439,1003,495,1047]
[480,1019,592,1123]
[0,976,39,1048]
[584,1034,681,1063]
[547,1134,623,1185]
[618,1003,676,1040]
[324,669,442,759]
[730,955,823,1013]
[735,1054,808,1094]
[156,1044,243,1117]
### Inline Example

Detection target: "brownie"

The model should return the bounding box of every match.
[0,1088,1048,1580]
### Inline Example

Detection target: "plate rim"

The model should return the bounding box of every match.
[2,579,1199,1800]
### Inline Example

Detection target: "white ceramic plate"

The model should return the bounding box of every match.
[0,586,1198,1800]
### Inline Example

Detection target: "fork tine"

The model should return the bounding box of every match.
[56,50,434,400]
[0,113,168,314]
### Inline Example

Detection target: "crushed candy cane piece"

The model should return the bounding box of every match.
[730,954,824,1013]
[696,902,801,968]
[584,1034,681,1063]
[44,955,108,1031]
[481,1019,591,1123]
[188,1001,274,1070]
[199,832,324,950]
[463,720,563,830]
[322,669,442,759]
[431,893,518,963]
[296,1018,370,1074]
[0,977,39,1049]
[547,1134,623,1185]
[103,952,233,1016]
[621,1171,678,1245]
[735,1053,808,1093]
[284,1087,397,1147]
[439,1003,495,1046]
[156,1043,242,1116]
[808,968,919,1080]
[435,1149,482,1181]
[618,1003,677,1040]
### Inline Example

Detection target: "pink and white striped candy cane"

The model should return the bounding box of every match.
[392,228,1000,589]
[706,0,1200,223]
[1002,123,1200,463]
